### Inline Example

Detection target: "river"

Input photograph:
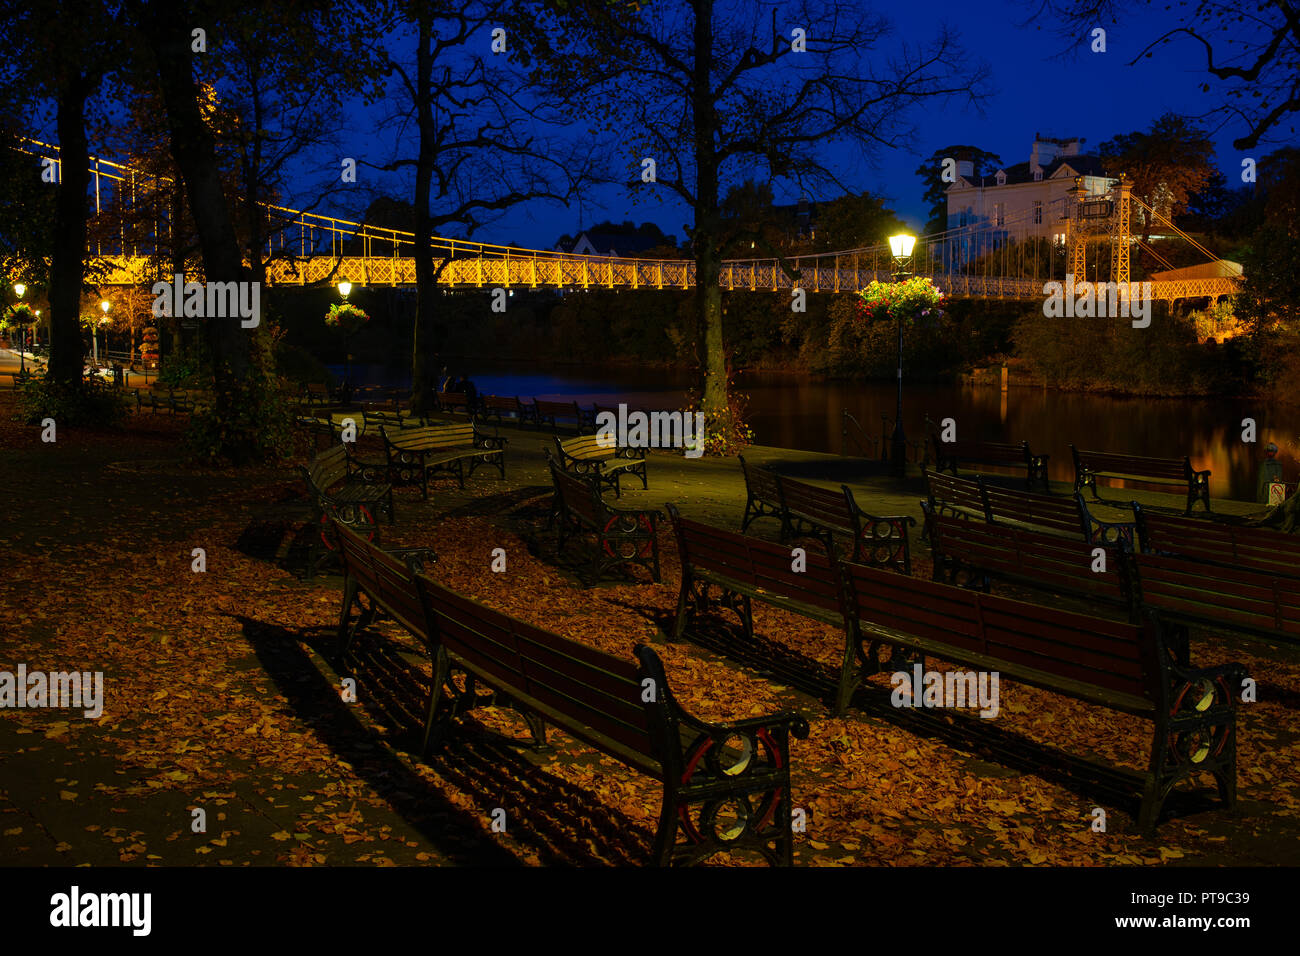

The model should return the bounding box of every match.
[338,360,1296,502]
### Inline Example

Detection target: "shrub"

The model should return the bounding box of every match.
[16,376,131,428]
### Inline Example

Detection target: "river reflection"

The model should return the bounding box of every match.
[341,361,1296,501]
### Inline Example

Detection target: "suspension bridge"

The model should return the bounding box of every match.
[15,139,1243,301]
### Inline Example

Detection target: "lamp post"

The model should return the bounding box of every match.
[887,234,916,479]
[337,281,354,403]
[95,299,111,366]
[12,283,26,374]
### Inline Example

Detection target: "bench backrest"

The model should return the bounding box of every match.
[982,484,1088,538]
[739,456,783,509]
[333,522,428,640]
[535,399,581,417]
[413,572,658,770]
[550,459,604,527]
[306,445,349,491]
[923,468,986,515]
[930,512,1131,610]
[558,434,616,459]
[777,474,853,538]
[838,559,1158,708]
[483,395,521,410]
[383,423,475,450]
[1071,446,1189,481]
[668,505,840,619]
[1133,551,1300,639]
[931,432,1030,465]
[1136,508,1300,579]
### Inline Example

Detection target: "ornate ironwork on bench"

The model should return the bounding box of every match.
[547,454,661,584]
[300,445,395,578]
[1071,444,1211,515]
[838,559,1246,834]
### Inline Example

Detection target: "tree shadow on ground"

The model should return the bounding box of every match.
[234,613,651,865]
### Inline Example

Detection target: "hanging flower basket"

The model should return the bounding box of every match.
[855,276,946,324]
[325,302,370,337]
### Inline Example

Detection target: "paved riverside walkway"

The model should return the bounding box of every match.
[1,397,1296,868]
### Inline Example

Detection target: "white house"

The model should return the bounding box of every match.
[945,135,1117,243]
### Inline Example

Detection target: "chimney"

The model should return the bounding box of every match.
[957,159,974,179]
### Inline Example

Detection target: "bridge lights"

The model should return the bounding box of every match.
[888,234,916,479]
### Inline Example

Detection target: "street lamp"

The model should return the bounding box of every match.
[337,280,352,299]
[887,234,916,479]
[95,299,111,366]
[10,283,27,374]
[336,281,355,401]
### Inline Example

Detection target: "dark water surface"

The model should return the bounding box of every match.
[339,360,1297,501]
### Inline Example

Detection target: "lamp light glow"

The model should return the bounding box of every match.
[888,234,916,259]
[337,281,353,299]
[13,283,25,298]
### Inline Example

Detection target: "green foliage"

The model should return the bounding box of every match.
[157,338,210,387]
[684,365,754,457]
[1011,306,1241,395]
[914,145,1003,233]
[15,377,130,428]
[324,302,370,335]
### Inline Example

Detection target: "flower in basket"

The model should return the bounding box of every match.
[856,276,945,323]
[325,302,370,336]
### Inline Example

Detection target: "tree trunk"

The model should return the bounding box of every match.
[47,73,93,385]
[409,6,439,417]
[691,0,729,428]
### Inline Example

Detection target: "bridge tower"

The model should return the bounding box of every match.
[1109,175,1132,288]
[1066,177,1088,282]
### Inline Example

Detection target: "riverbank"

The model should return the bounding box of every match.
[2,395,1298,867]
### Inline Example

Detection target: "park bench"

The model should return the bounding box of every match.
[838,558,1245,833]
[919,468,987,542]
[738,455,787,534]
[532,398,583,433]
[333,520,808,866]
[300,445,396,578]
[1071,445,1211,515]
[481,394,527,425]
[435,391,473,414]
[928,421,1049,491]
[547,457,661,583]
[406,560,809,865]
[380,421,507,498]
[982,482,1136,549]
[668,504,860,710]
[1131,549,1300,654]
[134,385,171,414]
[772,471,914,573]
[553,433,649,498]
[928,511,1135,618]
[1134,505,1300,581]
[303,382,332,407]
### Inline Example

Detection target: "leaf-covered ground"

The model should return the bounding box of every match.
[1,397,1297,867]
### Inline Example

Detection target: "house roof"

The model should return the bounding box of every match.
[954,155,1113,189]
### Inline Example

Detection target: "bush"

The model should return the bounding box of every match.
[16,376,131,428]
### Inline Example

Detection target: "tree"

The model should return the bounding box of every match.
[914,145,1003,234]
[1098,113,1215,247]
[809,192,908,253]
[1037,0,1300,149]
[520,0,989,447]
[0,0,123,386]
[376,1,597,415]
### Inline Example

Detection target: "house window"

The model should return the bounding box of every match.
[995,171,1006,186]
[1034,170,1043,181]
[1032,201,1043,224]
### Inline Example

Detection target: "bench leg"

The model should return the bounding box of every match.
[523,712,552,753]
[422,647,453,758]
[671,574,692,641]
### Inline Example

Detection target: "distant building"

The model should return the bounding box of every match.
[945,135,1117,243]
